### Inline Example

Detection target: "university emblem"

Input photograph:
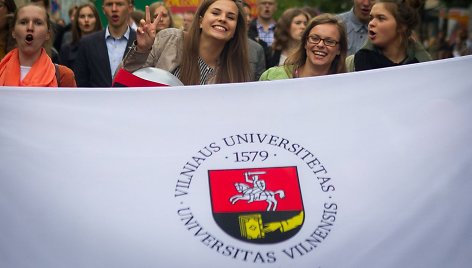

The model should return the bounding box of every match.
[208,166,304,244]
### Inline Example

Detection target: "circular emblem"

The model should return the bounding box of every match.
[174,133,337,264]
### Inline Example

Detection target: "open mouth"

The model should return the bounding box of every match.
[361,8,370,16]
[25,34,34,44]
[368,30,376,39]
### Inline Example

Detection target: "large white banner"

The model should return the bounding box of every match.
[1,56,471,267]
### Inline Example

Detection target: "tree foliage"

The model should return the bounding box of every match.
[275,0,352,18]
[274,0,471,19]
[441,0,471,8]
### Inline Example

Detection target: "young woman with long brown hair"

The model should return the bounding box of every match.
[266,8,310,68]
[260,13,348,80]
[122,0,250,85]
[59,3,102,69]
[347,0,431,71]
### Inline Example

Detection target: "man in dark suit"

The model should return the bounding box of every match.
[240,1,266,81]
[74,0,136,87]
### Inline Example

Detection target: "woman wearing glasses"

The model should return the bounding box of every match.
[260,13,347,80]
[346,0,431,71]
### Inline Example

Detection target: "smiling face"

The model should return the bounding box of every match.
[12,5,50,58]
[77,6,96,35]
[368,3,400,49]
[199,0,238,43]
[304,23,340,70]
[290,13,308,41]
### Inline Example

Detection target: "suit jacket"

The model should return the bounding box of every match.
[248,19,273,70]
[74,29,136,87]
[248,38,266,81]
[59,42,79,69]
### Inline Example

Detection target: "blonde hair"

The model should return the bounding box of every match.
[149,2,174,28]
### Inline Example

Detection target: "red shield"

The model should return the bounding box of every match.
[208,166,304,244]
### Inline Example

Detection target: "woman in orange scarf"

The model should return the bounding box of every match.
[0,3,76,87]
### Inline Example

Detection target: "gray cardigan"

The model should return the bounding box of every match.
[122,28,219,84]
[123,28,184,75]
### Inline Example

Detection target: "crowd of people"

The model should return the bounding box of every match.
[0,0,470,88]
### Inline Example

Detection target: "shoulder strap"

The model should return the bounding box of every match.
[54,64,60,86]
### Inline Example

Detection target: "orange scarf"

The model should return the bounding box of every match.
[0,48,58,87]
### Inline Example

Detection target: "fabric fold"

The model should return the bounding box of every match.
[0,48,57,87]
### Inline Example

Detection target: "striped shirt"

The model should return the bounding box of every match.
[173,57,216,85]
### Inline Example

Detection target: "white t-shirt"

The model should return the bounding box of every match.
[278,54,287,66]
[20,66,32,81]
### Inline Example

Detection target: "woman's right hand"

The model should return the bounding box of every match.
[136,6,162,52]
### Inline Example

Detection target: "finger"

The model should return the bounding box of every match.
[137,18,150,35]
[138,19,146,33]
[152,11,162,28]
[145,5,150,23]
[142,24,150,36]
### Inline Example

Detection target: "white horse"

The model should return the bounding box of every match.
[229,183,285,211]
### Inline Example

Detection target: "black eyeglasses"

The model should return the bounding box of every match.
[307,35,339,47]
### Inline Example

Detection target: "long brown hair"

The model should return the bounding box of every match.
[71,3,102,45]
[1,0,17,56]
[285,13,347,75]
[272,8,310,51]
[149,2,174,28]
[375,0,422,51]
[180,0,250,85]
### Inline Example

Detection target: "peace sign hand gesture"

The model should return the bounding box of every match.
[136,6,162,52]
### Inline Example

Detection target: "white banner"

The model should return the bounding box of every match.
[1,56,472,267]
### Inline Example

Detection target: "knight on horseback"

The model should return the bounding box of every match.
[229,171,285,211]
[245,171,266,202]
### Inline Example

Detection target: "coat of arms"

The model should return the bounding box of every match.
[209,167,304,244]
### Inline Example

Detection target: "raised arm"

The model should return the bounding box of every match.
[135,6,162,52]
[121,6,162,72]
